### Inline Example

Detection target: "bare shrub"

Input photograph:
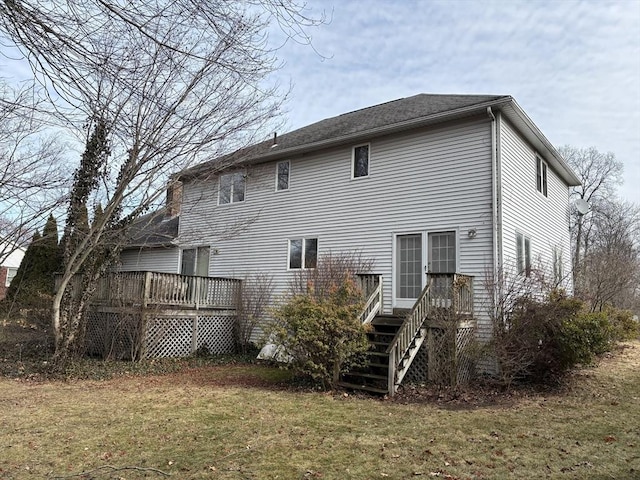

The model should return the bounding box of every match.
[236,272,275,353]
[484,265,618,386]
[288,251,374,299]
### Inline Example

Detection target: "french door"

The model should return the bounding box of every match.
[394,231,456,308]
[395,233,425,309]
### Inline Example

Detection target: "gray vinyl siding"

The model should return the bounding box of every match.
[180,117,496,338]
[499,116,572,290]
[118,247,180,273]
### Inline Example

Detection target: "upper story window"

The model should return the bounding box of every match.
[5,267,18,287]
[219,171,245,204]
[516,232,531,277]
[536,157,548,197]
[276,161,290,191]
[352,144,369,178]
[288,238,318,269]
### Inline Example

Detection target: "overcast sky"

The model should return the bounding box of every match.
[270,0,640,204]
[1,0,638,204]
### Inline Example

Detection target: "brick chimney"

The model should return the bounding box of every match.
[166,180,183,217]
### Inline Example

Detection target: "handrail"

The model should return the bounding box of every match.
[385,273,474,392]
[386,275,433,362]
[357,274,383,324]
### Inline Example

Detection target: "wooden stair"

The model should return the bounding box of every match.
[338,315,403,395]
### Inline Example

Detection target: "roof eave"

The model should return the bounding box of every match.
[245,96,515,165]
[498,100,581,187]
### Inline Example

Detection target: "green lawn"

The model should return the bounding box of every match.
[1,344,639,479]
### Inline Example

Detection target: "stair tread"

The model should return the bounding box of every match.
[365,351,389,357]
[368,331,396,336]
[365,362,389,368]
[337,381,388,395]
[372,316,404,326]
[342,372,388,380]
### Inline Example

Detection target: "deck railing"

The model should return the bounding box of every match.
[386,273,474,393]
[356,274,383,324]
[55,271,242,310]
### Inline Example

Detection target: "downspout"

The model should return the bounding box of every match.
[487,107,501,298]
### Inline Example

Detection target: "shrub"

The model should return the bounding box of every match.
[490,290,634,386]
[560,311,613,366]
[235,272,275,353]
[269,273,369,389]
[606,308,640,341]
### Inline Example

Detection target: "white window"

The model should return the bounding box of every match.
[553,247,563,284]
[536,157,548,197]
[181,246,210,276]
[276,161,290,191]
[516,232,531,276]
[288,238,318,269]
[428,231,456,273]
[219,171,245,204]
[5,267,18,287]
[352,144,369,178]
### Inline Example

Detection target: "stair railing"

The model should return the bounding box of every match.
[357,274,383,324]
[386,277,434,394]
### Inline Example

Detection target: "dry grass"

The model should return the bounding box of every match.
[1,343,639,479]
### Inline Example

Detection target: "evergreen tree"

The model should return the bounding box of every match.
[5,230,41,305]
[40,214,60,292]
[5,215,60,306]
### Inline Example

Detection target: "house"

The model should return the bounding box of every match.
[120,93,580,392]
[0,243,25,300]
[117,189,181,274]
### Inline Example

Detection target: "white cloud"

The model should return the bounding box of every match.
[271,0,640,203]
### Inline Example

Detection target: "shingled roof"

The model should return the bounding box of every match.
[180,93,580,186]
[181,94,510,179]
[124,208,179,249]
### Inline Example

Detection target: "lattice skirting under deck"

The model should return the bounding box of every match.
[143,313,235,358]
[85,307,236,360]
[403,325,476,386]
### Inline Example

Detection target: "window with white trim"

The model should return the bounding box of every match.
[181,246,210,276]
[516,232,531,276]
[276,161,290,191]
[553,247,563,284]
[288,238,318,269]
[536,157,548,197]
[352,144,369,178]
[219,171,245,204]
[428,231,456,274]
[5,267,18,287]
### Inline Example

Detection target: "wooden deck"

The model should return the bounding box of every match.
[57,271,242,310]
[55,272,242,359]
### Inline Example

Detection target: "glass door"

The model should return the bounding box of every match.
[395,233,424,308]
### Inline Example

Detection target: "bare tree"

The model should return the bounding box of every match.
[559,146,640,312]
[558,145,623,289]
[580,199,640,312]
[0,81,68,263]
[0,0,325,364]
